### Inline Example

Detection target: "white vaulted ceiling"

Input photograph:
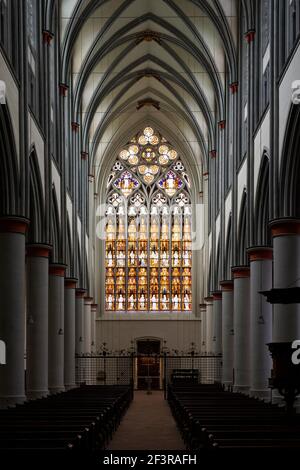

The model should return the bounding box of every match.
[60,0,237,192]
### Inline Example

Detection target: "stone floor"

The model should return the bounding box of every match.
[108,391,185,450]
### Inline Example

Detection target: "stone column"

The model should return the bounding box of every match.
[26,244,52,399]
[48,264,66,394]
[84,297,93,355]
[64,278,77,390]
[199,304,207,355]
[91,304,98,354]
[75,289,86,384]
[248,247,273,399]
[0,217,29,407]
[220,281,234,389]
[232,267,251,394]
[212,292,222,356]
[75,289,86,354]
[269,219,300,342]
[205,297,214,355]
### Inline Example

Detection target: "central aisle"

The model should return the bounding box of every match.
[108,391,185,450]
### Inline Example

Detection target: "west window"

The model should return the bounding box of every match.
[105,127,192,312]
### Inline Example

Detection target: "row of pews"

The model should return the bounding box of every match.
[168,383,300,449]
[0,385,132,457]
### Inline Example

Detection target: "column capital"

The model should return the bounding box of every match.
[75,288,87,298]
[49,264,67,277]
[212,291,222,300]
[218,120,226,130]
[209,150,217,158]
[0,216,30,234]
[220,280,234,291]
[84,297,93,305]
[81,151,89,161]
[43,30,54,45]
[91,304,98,310]
[65,278,78,289]
[59,83,69,97]
[232,266,250,279]
[199,303,207,309]
[26,244,52,258]
[269,218,300,237]
[229,82,239,94]
[71,122,80,132]
[204,296,213,304]
[245,30,255,43]
[247,246,273,261]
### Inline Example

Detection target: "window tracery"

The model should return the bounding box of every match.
[105,127,192,312]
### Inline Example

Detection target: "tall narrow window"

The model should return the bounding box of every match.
[105,127,192,312]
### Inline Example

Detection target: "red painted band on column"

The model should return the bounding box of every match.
[49,264,66,277]
[65,278,78,289]
[220,280,234,291]
[269,219,300,237]
[0,217,29,234]
[76,289,87,298]
[248,247,273,262]
[212,292,222,301]
[27,244,52,258]
[232,266,250,279]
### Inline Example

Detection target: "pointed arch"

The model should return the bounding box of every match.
[51,186,60,263]
[0,104,19,215]
[280,105,300,217]
[28,147,44,243]
[65,217,72,278]
[225,214,232,279]
[238,190,248,266]
[255,152,270,245]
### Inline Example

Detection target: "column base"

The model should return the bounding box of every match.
[249,389,271,400]
[26,390,49,400]
[0,395,26,409]
[233,385,250,394]
[48,386,65,395]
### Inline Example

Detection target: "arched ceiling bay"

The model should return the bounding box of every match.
[60,0,237,189]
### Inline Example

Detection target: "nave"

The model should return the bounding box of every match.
[1,0,300,458]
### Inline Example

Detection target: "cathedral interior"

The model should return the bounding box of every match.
[1,0,300,458]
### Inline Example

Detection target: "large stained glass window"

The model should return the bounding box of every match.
[105,127,192,312]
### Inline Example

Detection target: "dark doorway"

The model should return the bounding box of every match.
[136,340,161,390]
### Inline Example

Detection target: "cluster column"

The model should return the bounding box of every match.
[269,219,300,342]
[220,281,234,389]
[75,289,86,355]
[26,244,52,399]
[0,217,29,407]
[64,278,78,390]
[91,304,98,354]
[48,264,66,394]
[84,297,93,355]
[204,297,214,355]
[232,267,251,394]
[248,247,273,399]
[212,292,222,356]
[199,304,207,354]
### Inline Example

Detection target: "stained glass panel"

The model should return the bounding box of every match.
[105,127,192,312]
